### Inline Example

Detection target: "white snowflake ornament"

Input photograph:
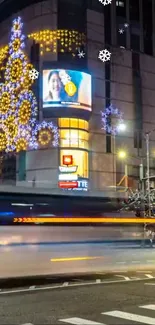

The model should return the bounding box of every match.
[29,69,39,80]
[99,0,112,5]
[119,28,124,34]
[98,49,111,62]
[77,50,85,58]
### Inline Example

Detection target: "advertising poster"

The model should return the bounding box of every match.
[42,69,92,112]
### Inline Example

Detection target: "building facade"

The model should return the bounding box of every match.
[0,0,155,191]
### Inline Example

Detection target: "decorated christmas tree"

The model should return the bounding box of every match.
[0,17,58,154]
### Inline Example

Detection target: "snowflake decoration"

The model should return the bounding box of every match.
[98,49,111,62]
[101,104,124,135]
[119,29,124,34]
[99,0,112,5]
[124,23,129,28]
[77,50,85,58]
[29,69,39,80]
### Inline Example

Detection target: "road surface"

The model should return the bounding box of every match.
[1,243,155,278]
[0,226,143,245]
[1,278,155,324]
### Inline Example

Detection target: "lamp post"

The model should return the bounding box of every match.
[117,150,128,188]
[144,128,155,217]
[113,122,126,186]
[145,132,151,217]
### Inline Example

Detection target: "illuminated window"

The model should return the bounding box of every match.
[60,149,88,178]
[70,118,78,128]
[116,1,125,7]
[60,129,89,149]
[59,118,89,130]
[59,118,70,128]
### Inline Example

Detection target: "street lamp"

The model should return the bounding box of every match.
[112,123,127,186]
[117,122,126,132]
[118,150,127,159]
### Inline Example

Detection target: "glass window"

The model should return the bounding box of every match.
[116,0,126,17]
[142,0,153,55]
[70,130,79,147]
[60,129,89,149]
[60,149,88,178]
[129,0,139,21]
[131,34,140,51]
[70,118,78,128]
[59,118,89,130]
[59,118,70,128]
[87,0,103,12]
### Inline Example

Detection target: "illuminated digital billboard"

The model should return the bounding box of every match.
[42,69,92,116]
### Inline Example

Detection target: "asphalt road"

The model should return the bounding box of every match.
[0,225,143,245]
[1,243,155,278]
[1,278,155,324]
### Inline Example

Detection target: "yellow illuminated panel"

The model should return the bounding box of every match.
[13,217,155,223]
[59,118,70,128]
[70,118,78,128]
[60,149,88,178]
[60,129,89,149]
[59,118,89,130]
[79,120,88,130]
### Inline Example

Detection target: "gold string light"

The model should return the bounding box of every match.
[5,116,18,141]
[38,129,52,147]
[12,38,21,52]
[9,58,23,83]
[16,138,28,152]
[28,29,86,56]
[18,100,31,125]
[0,129,7,151]
[0,45,8,64]
[0,92,11,115]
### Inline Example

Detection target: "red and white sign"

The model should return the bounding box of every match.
[59,166,77,173]
[58,181,78,189]
[62,155,73,166]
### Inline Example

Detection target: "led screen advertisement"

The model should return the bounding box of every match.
[42,69,92,116]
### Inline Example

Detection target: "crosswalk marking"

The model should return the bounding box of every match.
[59,317,105,325]
[140,305,155,311]
[102,310,155,324]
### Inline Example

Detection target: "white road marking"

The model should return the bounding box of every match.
[131,261,140,263]
[147,260,154,263]
[102,310,155,324]
[140,305,155,310]
[116,261,126,264]
[60,317,105,325]
[145,274,154,278]
[145,282,155,285]
[115,275,130,280]
[63,282,69,286]
[29,286,35,289]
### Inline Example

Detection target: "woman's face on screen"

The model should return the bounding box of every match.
[49,73,61,99]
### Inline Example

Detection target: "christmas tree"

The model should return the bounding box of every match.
[0,17,58,153]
